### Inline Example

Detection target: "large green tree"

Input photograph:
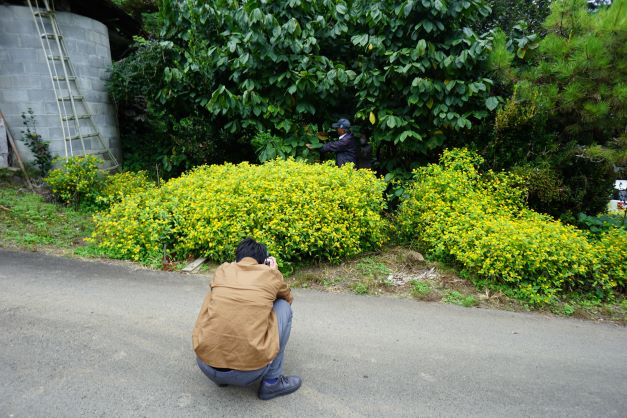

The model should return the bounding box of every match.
[110,0,498,174]
[475,0,551,35]
[533,0,625,145]
[480,0,625,218]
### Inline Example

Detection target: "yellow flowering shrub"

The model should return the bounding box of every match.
[96,170,156,208]
[45,155,105,209]
[592,228,627,292]
[397,148,625,304]
[46,156,156,211]
[91,159,388,264]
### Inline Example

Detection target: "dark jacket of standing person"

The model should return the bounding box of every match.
[318,118,358,167]
[321,132,358,167]
[357,134,373,169]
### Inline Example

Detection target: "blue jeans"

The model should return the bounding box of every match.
[196,299,293,386]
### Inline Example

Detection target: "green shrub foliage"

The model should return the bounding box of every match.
[534,0,626,145]
[474,0,551,35]
[45,155,106,209]
[20,108,52,176]
[91,159,388,265]
[510,145,615,219]
[490,0,626,149]
[474,0,625,218]
[110,0,498,173]
[397,149,625,304]
[96,170,156,208]
[46,155,157,211]
[252,129,322,163]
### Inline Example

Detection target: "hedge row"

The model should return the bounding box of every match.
[54,151,625,305]
[45,155,155,210]
[91,159,388,265]
[396,149,625,304]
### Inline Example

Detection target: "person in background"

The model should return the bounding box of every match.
[192,237,301,400]
[357,133,373,169]
[307,118,358,167]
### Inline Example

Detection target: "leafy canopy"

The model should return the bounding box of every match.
[531,0,626,145]
[111,0,499,172]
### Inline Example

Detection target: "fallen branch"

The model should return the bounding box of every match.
[1,112,34,191]
[0,204,10,211]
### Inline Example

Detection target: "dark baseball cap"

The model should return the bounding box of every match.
[331,118,351,129]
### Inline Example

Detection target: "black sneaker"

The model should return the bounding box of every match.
[258,375,302,400]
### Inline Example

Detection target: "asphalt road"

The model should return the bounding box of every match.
[1,249,626,418]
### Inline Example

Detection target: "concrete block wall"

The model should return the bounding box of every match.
[0,4,120,167]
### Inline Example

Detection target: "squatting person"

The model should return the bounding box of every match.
[192,237,302,400]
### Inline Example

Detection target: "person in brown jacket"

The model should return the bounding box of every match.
[192,237,302,400]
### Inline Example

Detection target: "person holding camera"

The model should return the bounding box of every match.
[306,118,358,167]
[192,237,301,400]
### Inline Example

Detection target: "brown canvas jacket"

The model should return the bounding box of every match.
[192,257,293,370]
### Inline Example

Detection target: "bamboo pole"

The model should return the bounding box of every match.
[0,112,35,191]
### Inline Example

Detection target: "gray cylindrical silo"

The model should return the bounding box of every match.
[0,4,121,168]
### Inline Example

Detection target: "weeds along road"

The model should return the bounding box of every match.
[1,249,626,418]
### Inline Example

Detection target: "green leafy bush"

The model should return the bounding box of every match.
[20,108,52,176]
[510,164,567,216]
[590,228,626,293]
[45,155,106,209]
[252,129,321,163]
[506,145,615,220]
[475,0,551,35]
[111,0,497,173]
[96,170,156,208]
[91,159,388,265]
[45,156,156,211]
[475,0,625,219]
[397,148,624,305]
[552,145,615,220]
[576,213,627,235]
[489,83,551,169]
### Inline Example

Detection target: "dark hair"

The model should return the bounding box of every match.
[235,237,268,264]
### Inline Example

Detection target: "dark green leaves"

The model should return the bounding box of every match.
[112,0,497,173]
[485,96,499,111]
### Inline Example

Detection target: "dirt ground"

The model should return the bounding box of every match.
[288,246,627,325]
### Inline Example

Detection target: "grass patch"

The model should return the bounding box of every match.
[551,295,627,323]
[443,290,478,307]
[74,243,120,259]
[0,185,93,250]
[355,257,391,278]
[410,280,432,299]
[352,282,369,295]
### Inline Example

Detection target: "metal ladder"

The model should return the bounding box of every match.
[27,0,119,170]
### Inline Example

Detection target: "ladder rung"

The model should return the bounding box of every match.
[65,132,99,141]
[93,151,117,160]
[62,114,91,121]
[47,55,70,61]
[41,33,63,39]
[52,76,76,81]
[58,95,84,101]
